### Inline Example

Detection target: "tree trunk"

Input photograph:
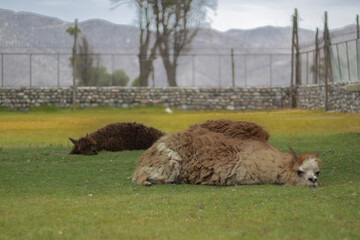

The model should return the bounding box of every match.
[138,52,157,87]
[314,28,319,84]
[138,54,150,86]
[165,64,177,87]
[160,51,177,87]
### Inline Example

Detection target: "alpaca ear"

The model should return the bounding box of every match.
[69,138,78,145]
[288,146,298,164]
[314,151,320,157]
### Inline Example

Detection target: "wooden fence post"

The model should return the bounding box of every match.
[294,9,301,87]
[290,15,294,108]
[357,14,359,39]
[231,48,235,87]
[72,19,79,111]
[290,8,299,108]
[323,11,332,112]
[1,54,3,87]
[313,28,319,84]
[356,15,359,81]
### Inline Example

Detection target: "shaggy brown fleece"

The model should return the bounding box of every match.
[132,119,321,187]
[191,119,270,141]
[69,122,165,155]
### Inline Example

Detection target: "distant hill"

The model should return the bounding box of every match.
[225,26,314,49]
[0,9,313,50]
[0,8,356,87]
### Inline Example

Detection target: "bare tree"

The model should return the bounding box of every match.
[111,0,216,87]
[153,0,216,86]
[111,0,158,86]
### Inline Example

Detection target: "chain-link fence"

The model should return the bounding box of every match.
[299,28,360,85]
[2,39,359,88]
[0,49,291,88]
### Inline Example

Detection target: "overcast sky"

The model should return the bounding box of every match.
[1,0,359,31]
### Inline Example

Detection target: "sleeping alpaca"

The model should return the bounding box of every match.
[69,122,164,155]
[132,119,321,187]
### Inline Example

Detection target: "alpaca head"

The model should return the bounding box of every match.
[69,133,98,155]
[289,147,321,187]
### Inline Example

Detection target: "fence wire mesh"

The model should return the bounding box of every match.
[0,49,292,87]
[299,39,360,85]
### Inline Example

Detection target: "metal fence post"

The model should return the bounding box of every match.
[57,53,60,87]
[192,54,195,87]
[336,44,342,81]
[231,48,235,87]
[345,42,351,82]
[357,40,360,81]
[29,53,32,87]
[306,52,309,84]
[218,54,221,87]
[111,54,115,86]
[1,53,3,87]
[269,54,272,86]
[244,55,247,87]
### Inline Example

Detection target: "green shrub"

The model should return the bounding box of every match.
[112,69,130,86]
[131,76,140,86]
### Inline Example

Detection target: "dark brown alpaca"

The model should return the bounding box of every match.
[69,122,165,155]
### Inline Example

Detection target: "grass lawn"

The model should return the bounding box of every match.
[0,107,359,239]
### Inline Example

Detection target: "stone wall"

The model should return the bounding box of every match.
[297,83,360,112]
[1,83,359,112]
[0,87,290,111]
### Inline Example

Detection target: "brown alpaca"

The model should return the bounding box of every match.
[132,119,321,187]
[69,122,165,155]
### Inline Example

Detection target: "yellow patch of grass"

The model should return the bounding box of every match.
[0,107,359,147]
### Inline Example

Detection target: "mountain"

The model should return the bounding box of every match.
[2,8,353,87]
[225,26,314,49]
[0,9,69,48]
[0,9,140,50]
[0,9,312,51]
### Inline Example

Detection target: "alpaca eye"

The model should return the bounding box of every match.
[297,170,304,176]
[315,171,320,176]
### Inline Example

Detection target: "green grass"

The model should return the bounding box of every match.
[0,108,360,239]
